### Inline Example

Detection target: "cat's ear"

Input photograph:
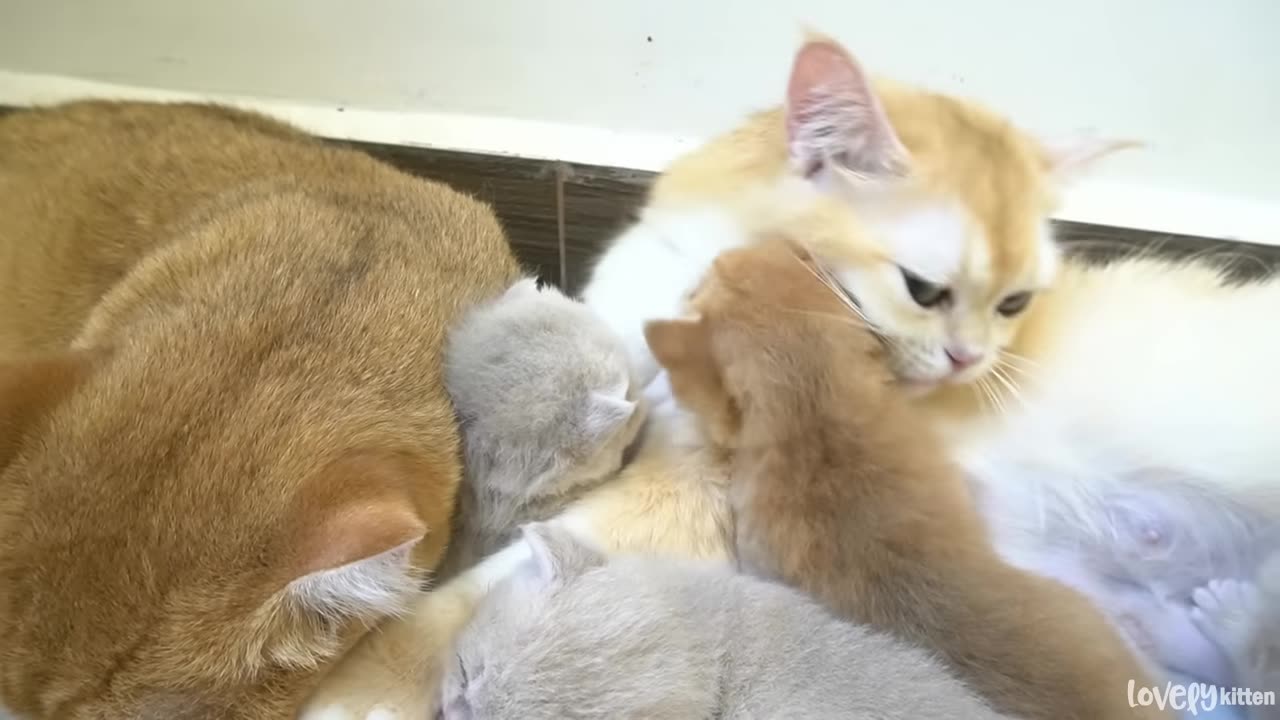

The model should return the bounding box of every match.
[583,390,638,444]
[0,350,100,470]
[280,449,431,619]
[645,317,739,444]
[785,37,910,181]
[1038,130,1140,184]
[504,277,544,299]
[644,316,711,372]
[519,522,605,587]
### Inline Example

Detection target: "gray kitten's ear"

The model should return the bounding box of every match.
[520,523,606,586]
[504,277,544,298]
[583,391,638,443]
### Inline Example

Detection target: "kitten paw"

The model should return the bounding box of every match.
[302,705,414,720]
[299,626,445,720]
[301,683,431,720]
[1191,578,1261,658]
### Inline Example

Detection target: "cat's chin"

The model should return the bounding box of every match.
[898,378,941,397]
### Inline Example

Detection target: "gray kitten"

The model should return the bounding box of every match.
[439,279,644,577]
[439,524,1015,720]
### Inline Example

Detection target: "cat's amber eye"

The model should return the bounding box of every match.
[901,269,951,309]
[996,291,1033,317]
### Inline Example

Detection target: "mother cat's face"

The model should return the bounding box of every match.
[827,176,1059,389]
[762,39,1132,392]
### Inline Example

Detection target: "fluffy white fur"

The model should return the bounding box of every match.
[285,539,422,621]
[582,207,746,387]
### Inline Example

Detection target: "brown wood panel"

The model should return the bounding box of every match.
[343,140,566,287]
[1056,220,1279,281]
[559,163,652,293]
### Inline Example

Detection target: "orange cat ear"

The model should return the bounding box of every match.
[644,316,711,372]
[645,315,740,437]
[785,38,909,181]
[0,351,98,470]
[1039,131,1141,183]
[281,450,431,619]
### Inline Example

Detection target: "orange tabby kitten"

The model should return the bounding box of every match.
[0,102,519,719]
[646,238,1169,720]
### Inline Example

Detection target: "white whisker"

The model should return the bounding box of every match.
[976,375,1001,415]
[794,251,872,325]
[998,349,1043,371]
[989,364,1027,410]
[781,306,866,329]
[974,376,991,414]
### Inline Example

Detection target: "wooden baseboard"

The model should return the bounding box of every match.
[352,138,1280,290]
[6,104,1276,289]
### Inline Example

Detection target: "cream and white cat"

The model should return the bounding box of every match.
[587,33,1280,692]
[301,35,1277,719]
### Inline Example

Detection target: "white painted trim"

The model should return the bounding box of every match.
[1055,182,1275,247]
[0,69,1274,246]
[0,70,698,173]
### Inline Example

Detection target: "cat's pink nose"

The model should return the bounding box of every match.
[946,347,981,371]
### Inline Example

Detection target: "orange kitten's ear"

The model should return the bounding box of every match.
[785,37,909,180]
[281,450,430,619]
[0,351,99,470]
[644,316,710,372]
[645,317,740,444]
[1039,130,1141,183]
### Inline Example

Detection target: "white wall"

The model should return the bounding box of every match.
[1,0,1277,242]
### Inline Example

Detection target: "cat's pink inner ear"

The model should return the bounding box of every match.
[294,501,425,579]
[282,450,430,617]
[785,39,909,180]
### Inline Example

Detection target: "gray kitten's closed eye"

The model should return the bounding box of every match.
[439,279,645,578]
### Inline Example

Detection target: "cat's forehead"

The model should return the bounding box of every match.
[874,89,1058,289]
[855,195,1056,292]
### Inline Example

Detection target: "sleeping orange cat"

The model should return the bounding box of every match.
[0,102,520,718]
[646,238,1167,720]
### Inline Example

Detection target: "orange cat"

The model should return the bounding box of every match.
[646,238,1168,720]
[0,102,519,718]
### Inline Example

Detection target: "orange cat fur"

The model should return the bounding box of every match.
[0,101,519,718]
[645,238,1168,720]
